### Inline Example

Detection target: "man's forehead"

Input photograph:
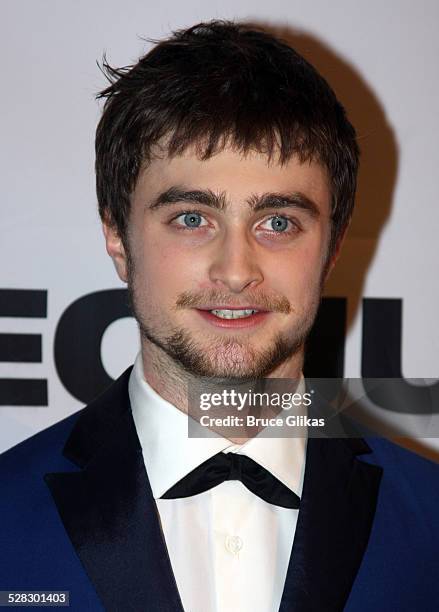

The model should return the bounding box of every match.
[135,145,330,204]
[147,139,320,169]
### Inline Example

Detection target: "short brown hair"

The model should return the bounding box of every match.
[95,20,359,255]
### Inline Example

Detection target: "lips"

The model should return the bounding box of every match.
[196,305,268,313]
[210,308,259,319]
[195,307,270,329]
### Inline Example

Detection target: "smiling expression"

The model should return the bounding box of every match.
[104,147,336,381]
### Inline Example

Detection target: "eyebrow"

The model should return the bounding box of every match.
[148,186,320,218]
[149,187,227,211]
[248,192,321,218]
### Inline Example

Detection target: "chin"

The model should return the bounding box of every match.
[168,329,303,380]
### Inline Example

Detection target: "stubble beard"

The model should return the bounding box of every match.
[137,323,308,382]
[127,269,321,384]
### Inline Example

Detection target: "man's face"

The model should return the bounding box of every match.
[105,147,335,380]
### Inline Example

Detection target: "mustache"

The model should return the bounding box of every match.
[174,290,292,314]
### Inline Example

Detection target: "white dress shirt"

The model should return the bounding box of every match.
[129,353,307,612]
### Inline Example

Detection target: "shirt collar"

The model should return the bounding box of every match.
[129,352,307,500]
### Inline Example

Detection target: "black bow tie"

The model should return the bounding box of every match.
[161,452,300,509]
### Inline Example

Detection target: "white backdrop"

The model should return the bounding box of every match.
[1,0,438,455]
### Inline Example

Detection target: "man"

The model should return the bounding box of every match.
[1,20,439,612]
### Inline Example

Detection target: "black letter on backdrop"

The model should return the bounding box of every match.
[304,297,347,402]
[362,298,439,413]
[54,289,131,404]
[0,289,48,406]
[305,297,347,378]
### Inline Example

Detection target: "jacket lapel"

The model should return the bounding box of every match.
[279,433,383,611]
[45,368,383,612]
[44,368,184,612]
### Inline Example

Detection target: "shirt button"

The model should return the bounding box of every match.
[225,535,243,555]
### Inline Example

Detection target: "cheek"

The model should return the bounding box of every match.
[137,235,204,299]
[267,241,325,293]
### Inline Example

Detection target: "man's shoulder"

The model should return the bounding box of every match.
[0,410,86,574]
[0,367,133,592]
[362,435,439,473]
[0,410,84,487]
[359,436,439,506]
[0,365,133,486]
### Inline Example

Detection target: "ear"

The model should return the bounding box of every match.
[102,218,129,283]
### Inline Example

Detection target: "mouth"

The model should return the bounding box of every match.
[195,306,270,329]
[209,308,260,319]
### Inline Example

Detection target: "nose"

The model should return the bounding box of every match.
[208,228,264,293]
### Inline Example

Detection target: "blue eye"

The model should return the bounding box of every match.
[183,213,202,227]
[174,212,207,229]
[270,216,289,232]
[257,215,300,236]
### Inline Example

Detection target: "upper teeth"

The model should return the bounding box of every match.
[210,309,258,319]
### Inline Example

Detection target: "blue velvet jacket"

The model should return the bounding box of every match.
[1,367,439,611]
